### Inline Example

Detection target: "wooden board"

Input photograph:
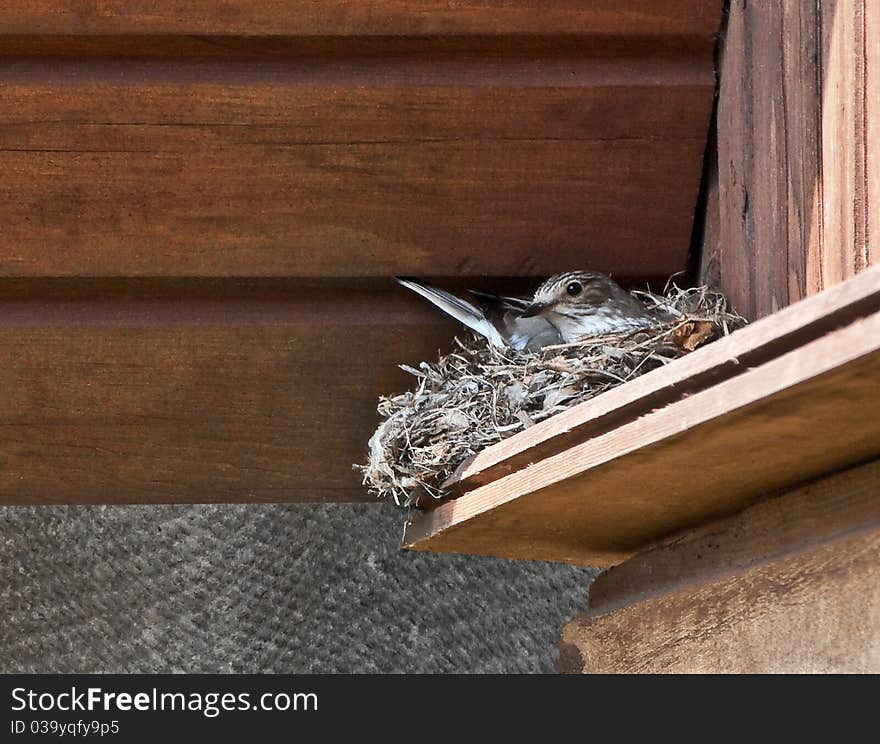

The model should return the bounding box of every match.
[405,302,880,565]
[0,281,457,504]
[0,2,722,36]
[702,0,878,319]
[560,459,880,673]
[0,40,715,279]
[0,3,723,501]
[445,264,880,493]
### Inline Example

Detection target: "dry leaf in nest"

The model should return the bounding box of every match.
[356,283,746,508]
[670,320,717,351]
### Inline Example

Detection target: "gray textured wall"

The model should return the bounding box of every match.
[1,503,596,673]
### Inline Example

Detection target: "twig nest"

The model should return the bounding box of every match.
[358,284,746,507]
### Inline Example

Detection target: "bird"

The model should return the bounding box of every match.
[397,271,666,351]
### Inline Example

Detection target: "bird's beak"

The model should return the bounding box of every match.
[520,301,552,318]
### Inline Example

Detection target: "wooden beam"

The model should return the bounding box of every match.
[0,280,455,504]
[405,294,880,565]
[703,0,878,319]
[0,2,722,36]
[445,264,880,493]
[0,43,713,279]
[560,459,880,673]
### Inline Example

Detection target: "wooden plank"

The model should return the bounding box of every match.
[0,52,713,279]
[782,0,824,303]
[745,0,789,316]
[560,460,880,673]
[446,264,880,493]
[870,0,880,276]
[820,0,865,286]
[710,0,822,318]
[704,0,877,319]
[0,1,722,36]
[0,35,714,60]
[712,0,754,317]
[0,281,456,504]
[405,303,880,565]
[695,122,720,290]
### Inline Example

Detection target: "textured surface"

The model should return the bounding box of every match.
[0,279,456,504]
[561,460,880,673]
[0,1,721,37]
[701,0,878,320]
[0,41,714,280]
[0,4,720,503]
[0,503,595,673]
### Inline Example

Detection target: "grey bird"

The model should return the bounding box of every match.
[397,271,664,351]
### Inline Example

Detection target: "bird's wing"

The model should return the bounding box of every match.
[467,290,561,350]
[396,278,508,349]
[466,289,531,312]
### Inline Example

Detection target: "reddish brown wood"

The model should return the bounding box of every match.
[0,1,721,36]
[704,0,877,319]
[0,48,714,279]
[0,281,458,504]
[0,3,724,502]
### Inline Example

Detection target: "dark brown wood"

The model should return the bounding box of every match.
[0,2,721,36]
[704,0,877,319]
[0,3,724,501]
[0,47,714,279]
[560,459,880,673]
[445,264,880,493]
[0,281,459,504]
[405,296,880,565]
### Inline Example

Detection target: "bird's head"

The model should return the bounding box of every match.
[519,271,654,341]
[520,271,632,318]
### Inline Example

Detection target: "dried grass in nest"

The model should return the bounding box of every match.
[357,283,747,508]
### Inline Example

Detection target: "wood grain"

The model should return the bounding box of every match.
[0,2,722,37]
[405,302,880,565]
[704,0,877,319]
[0,5,724,501]
[445,264,880,493]
[560,460,880,673]
[0,49,713,278]
[0,281,459,504]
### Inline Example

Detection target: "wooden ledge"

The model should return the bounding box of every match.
[444,263,880,494]
[404,268,880,565]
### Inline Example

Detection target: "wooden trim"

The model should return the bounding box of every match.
[560,459,880,673]
[0,48,713,280]
[701,0,878,319]
[444,263,880,494]
[406,287,880,565]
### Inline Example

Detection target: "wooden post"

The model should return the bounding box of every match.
[701,0,879,320]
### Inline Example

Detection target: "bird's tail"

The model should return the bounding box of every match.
[396,277,508,349]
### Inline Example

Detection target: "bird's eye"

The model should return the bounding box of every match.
[566,281,583,297]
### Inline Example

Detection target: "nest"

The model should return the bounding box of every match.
[358,283,747,508]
